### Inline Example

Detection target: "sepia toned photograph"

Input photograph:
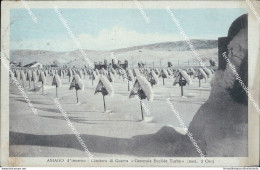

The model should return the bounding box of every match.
[1,0,259,167]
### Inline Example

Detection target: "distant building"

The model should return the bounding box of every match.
[10,61,18,67]
[18,62,23,67]
[50,64,59,68]
[24,61,43,69]
[50,60,59,68]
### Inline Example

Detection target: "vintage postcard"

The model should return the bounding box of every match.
[1,0,260,167]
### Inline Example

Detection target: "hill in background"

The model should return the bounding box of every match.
[10,39,218,67]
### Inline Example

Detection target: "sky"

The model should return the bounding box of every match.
[10,8,247,52]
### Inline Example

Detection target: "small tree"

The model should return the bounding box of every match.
[203,67,212,80]
[39,71,47,95]
[58,69,63,78]
[52,74,62,98]
[62,70,65,78]
[49,69,54,76]
[107,72,115,82]
[102,68,108,76]
[160,68,169,86]
[193,68,207,87]
[111,68,115,75]
[78,70,83,79]
[126,69,134,91]
[187,68,195,78]
[167,68,173,76]
[149,70,159,87]
[133,68,140,77]
[95,69,99,76]
[67,69,73,82]
[82,69,86,79]
[91,70,99,86]
[209,68,215,74]
[26,70,32,88]
[173,70,179,78]
[94,75,114,112]
[44,70,48,77]
[173,70,192,96]
[154,68,160,75]
[31,71,38,91]
[129,75,154,121]
[14,70,21,82]
[69,75,84,103]
[20,70,26,87]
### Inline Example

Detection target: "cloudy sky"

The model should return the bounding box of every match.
[10,8,247,52]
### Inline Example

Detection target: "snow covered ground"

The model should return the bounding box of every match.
[9,73,212,157]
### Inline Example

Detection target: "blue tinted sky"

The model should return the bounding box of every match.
[10,8,247,51]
